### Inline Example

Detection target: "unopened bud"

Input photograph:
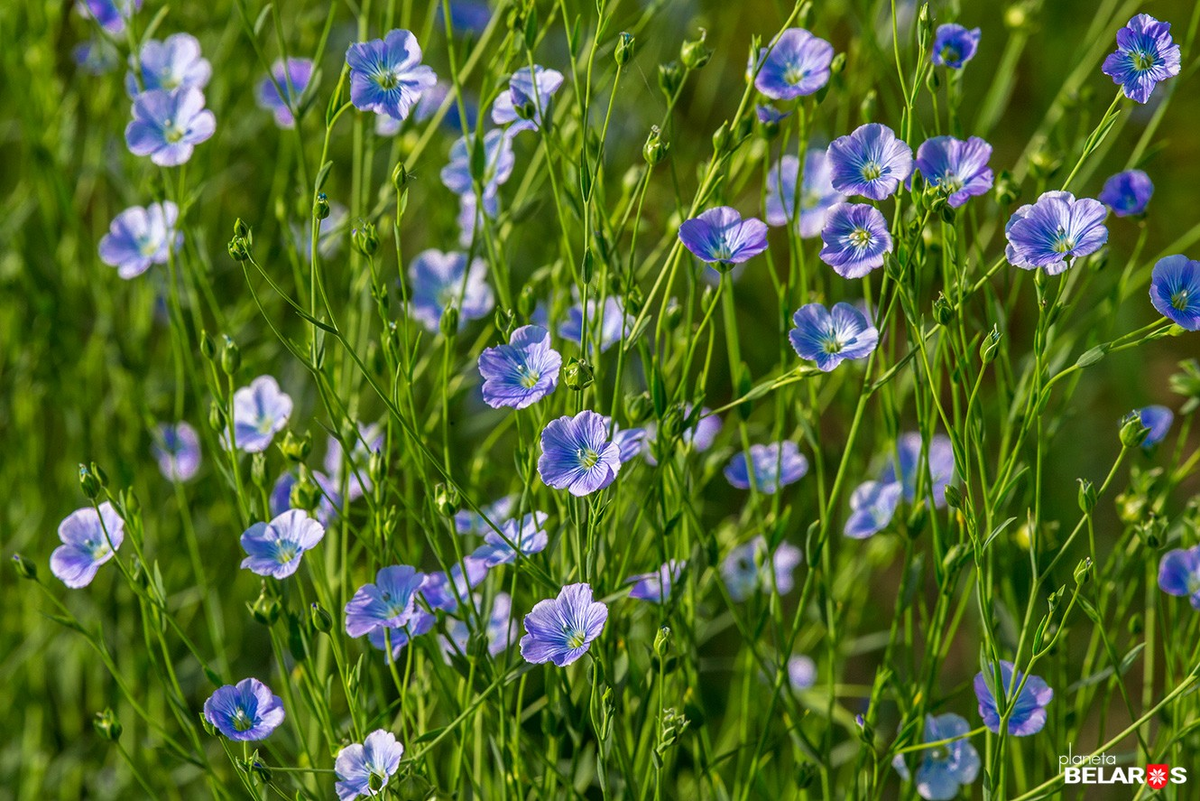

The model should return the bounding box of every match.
[314,193,331,221]
[94,708,122,742]
[79,464,102,500]
[563,357,594,391]
[435,483,460,517]
[11,553,37,581]
[439,304,460,338]
[1073,557,1092,586]
[220,336,240,375]
[1119,411,1151,449]
[280,430,312,463]
[1077,478,1097,514]
[980,326,1002,364]
[681,30,712,70]
[208,400,227,434]
[352,221,379,256]
[310,602,333,633]
[615,32,635,66]
[658,61,683,98]
[249,585,280,625]
[932,294,953,326]
[643,126,668,166]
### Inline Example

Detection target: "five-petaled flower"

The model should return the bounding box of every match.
[1149,255,1200,330]
[754,28,835,100]
[479,325,562,409]
[1102,14,1181,104]
[1005,191,1108,274]
[440,129,515,202]
[722,535,803,601]
[973,661,1053,736]
[892,713,981,801]
[51,502,125,588]
[1098,169,1153,217]
[1158,545,1200,609]
[766,150,845,238]
[931,24,981,69]
[127,33,211,96]
[789,301,879,372]
[152,421,201,482]
[99,201,181,279]
[724,441,809,493]
[538,410,623,496]
[407,249,495,333]
[819,203,894,278]
[492,65,564,133]
[678,207,770,267]
[335,730,405,801]
[520,583,608,666]
[345,565,429,638]
[203,678,285,741]
[844,480,903,539]
[346,29,437,120]
[240,509,325,579]
[827,123,913,200]
[913,136,994,208]
[125,87,216,166]
[229,375,293,453]
[256,58,314,128]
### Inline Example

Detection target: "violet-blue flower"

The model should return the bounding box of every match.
[345,565,429,638]
[472,511,549,567]
[335,730,404,801]
[479,325,562,409]
[678,207,769,266]
[1098,169,1153,217]
[422,558,488,612]
[239,509,325,579]
[827,124,913,201]
[203,678,284,741]
[407,249,495,333]
[520,583,608,667]
[819,203,893,278]
[1102,14,1181,104]
[643,406,722,466]
[880,432,956,508]
[125,87,215,167]
[50,502,124,588]
[126,33,211,96]
[724,441,809,493]
[931,24,981,69]
[788,655,817,691]
[1149,255,1200,330]
[626,560,683,603]
[766,150,845,239]
[892,713,981,801]
[789,301,879,372]
[1005,191,1108,274]
[99,201,181,279]
[345,29,437,121]
[1136,405,1174,448]
[256,58,314,128]
[844,480,903,539]
[324,422,384,503]
[914,136,994,208]
[153,421,200,482]
[1159,546,1200,609]
[757,104,791,125]
[558,296,633,353]
[722,536,803,601]
[754,28,834,100]
[454,495,515,535]
[538,410,622,496]
[492,66,564,133]
[974,661,1053,736]
[78,0,142,34]
[229,375,292,453]
[440,129,515,201]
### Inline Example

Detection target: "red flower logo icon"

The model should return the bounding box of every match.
[1147,765,1171,790]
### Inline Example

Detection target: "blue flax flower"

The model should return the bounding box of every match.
[766,150,845,238]
[345,565,429,638]
[789,302,879,372]
[256,58,313,128]
[368,609,435,660]
[1102,14,1181,104]
[472,512,549,567]
[335,730,404,801]
[756,104,791,125]
[643,406,721,466]
[454,495,515,535]
[407,249,495,333]
[1159,545,1200,608]
[607,419,647,464]
[50,502,124,588]
[479,325,562,409]
[844,480,903,539]
[1149,255,1200,330]
[974,661,1053,736]
[99,201,181,279]
[819,203,893,278]
[79,0,142,34]
[440,0,492,35]
[125,87,215,166]
[724,442,809,493]
[520,583,608,666]
[788,655,817,690]
[538,410,622,496]
[754,28,834,100]
[229,375,292,453]
[443,592,516,659]
[203,678,284,741]
[881,432,956,508]
[914,136,994,208]
[1136,405,1174,448]
[722,536,803,601]
[127,33,210,96]
[1099,169,1153,217]
[892,713,981,801]
[558,296,633,353]
[492,66,564,133]
[1005,191,1108,274]
[626,560,684,603]
[440,129,515,201]
[153,421,200,482]
[679,207,769,267]
[931,24,981,69]
[345,29,437,120]
[240,510,325,579]
[827,124,913,200]
[422,558,488,612]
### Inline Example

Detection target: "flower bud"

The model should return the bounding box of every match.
[711,121,731,155]
[563,357,594,391]
[518,285,537,319]
[227,236,251,262]
[435,483,460,517]
[352,221,379,256]
[94,708,122,742]
[1073,557,1092,586]
[310,602,333,633]
[942,484,963,510]
[625,392,652,421]
[79,463,103,500]
[932,293,954,326]
[1077,478,1097,514]
[220,335,240,375]
[980,325,1002,364]
[653,626,671,656]
[1119,411,1151,449]
[643,126,668,166]
[993,170,1021,205]
[392,162,409,192]
[368,449,387,486]
[658,61,683,98]
[11,553,37,581]
[208,399,227,434]
[251,452,268,488]
[200,330,217,360]
[859,90,877,125]
[249,584,281,625]
[280,430,312,463]
[680,30,712,70]
[439,303,460,338]
[290,471,321,513]
[615,32,635,66]
[314,192,331,221]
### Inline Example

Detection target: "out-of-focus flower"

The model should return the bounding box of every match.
[722,535,803,601]
[407,249,495,333]
[126,33,211,96]
[492,66,564,133]
[443,592,516,658]
[472,512,549,567]
[788,655,817,690]
[931,24,981,69]
[724,442,809,493]
[1135,405,1174,447]
[256,58,314,128]
[626,560,684,603]
[78,0,142,34]
[229,376,292,454]
[643,406,722,466]
[844,480,903,539]
[440,129,515,201]
[1098,169,1153,217]
[880,433,956,508]
[153,421,200,481]
[367,609,435,659]
[892,713,981,800]
[1159,545,1200,609]
[974,661,1053,736]
[558,296,633,353]
[766,150,844,238]
[99,201,181,279]
[422,558,488,612]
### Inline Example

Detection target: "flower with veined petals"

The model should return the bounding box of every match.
[819,203,893,278]
[99,201,181,279]
[50,502,124,588]
[974,661,1053,736]
[228,376,292,454]
[913,136,994,208]
[538,411,622,496]
[334,729,404,801]
[753,28,834,100]
[345,29,437,120]
[479,325,562,409]
[125,88,215,167]
[1102,14,1181,104]
[931,24,981,69]
[203,678,284,741]
[678,207,769,266]
[345,565,428,638]
[520,583,608,666]
[827,124,913,201]
[1149,255,1200,330]
[1005,191,1108,274]
[789,302,879,372]
[239,510,325,579]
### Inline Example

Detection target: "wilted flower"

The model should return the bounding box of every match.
[1102,14,1181,104]
[724,442,809,493]
[1098,169,1153,217]
[256,58,314,128]
[913,136,994,208]
[819,203,893,278]
[931,24,981,68]
[1005,191,1108,274]
[754,28,834,100]
[974,661,1053,736]
[407,249,495,333]
[153,422,201,481]
[892,713,981,800]
[127,33,211,96]
[722,535,803,601]
[479,325,562,409]
[1149,255,1200,330]
[239,509,325,579]
[203,678,284,741]
[1159,546,1200,608]
[125,88,215,166]
[520,583,608,666]
[50,502,124,588]
[345,565,429,637]
[229,376,293,453]
[335,730,404,801]
[538,410,623,496]
[788,301,879,372]
[678,207,769,266]
[880,433,956,508]
[345,29,437,120]
[626,560,684,603]
[827,124,913,201]
[492,66,564,133]
[472,511,549,566]
[844,480,903,539]
[766,150,845,238]
[99,201,181,279]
